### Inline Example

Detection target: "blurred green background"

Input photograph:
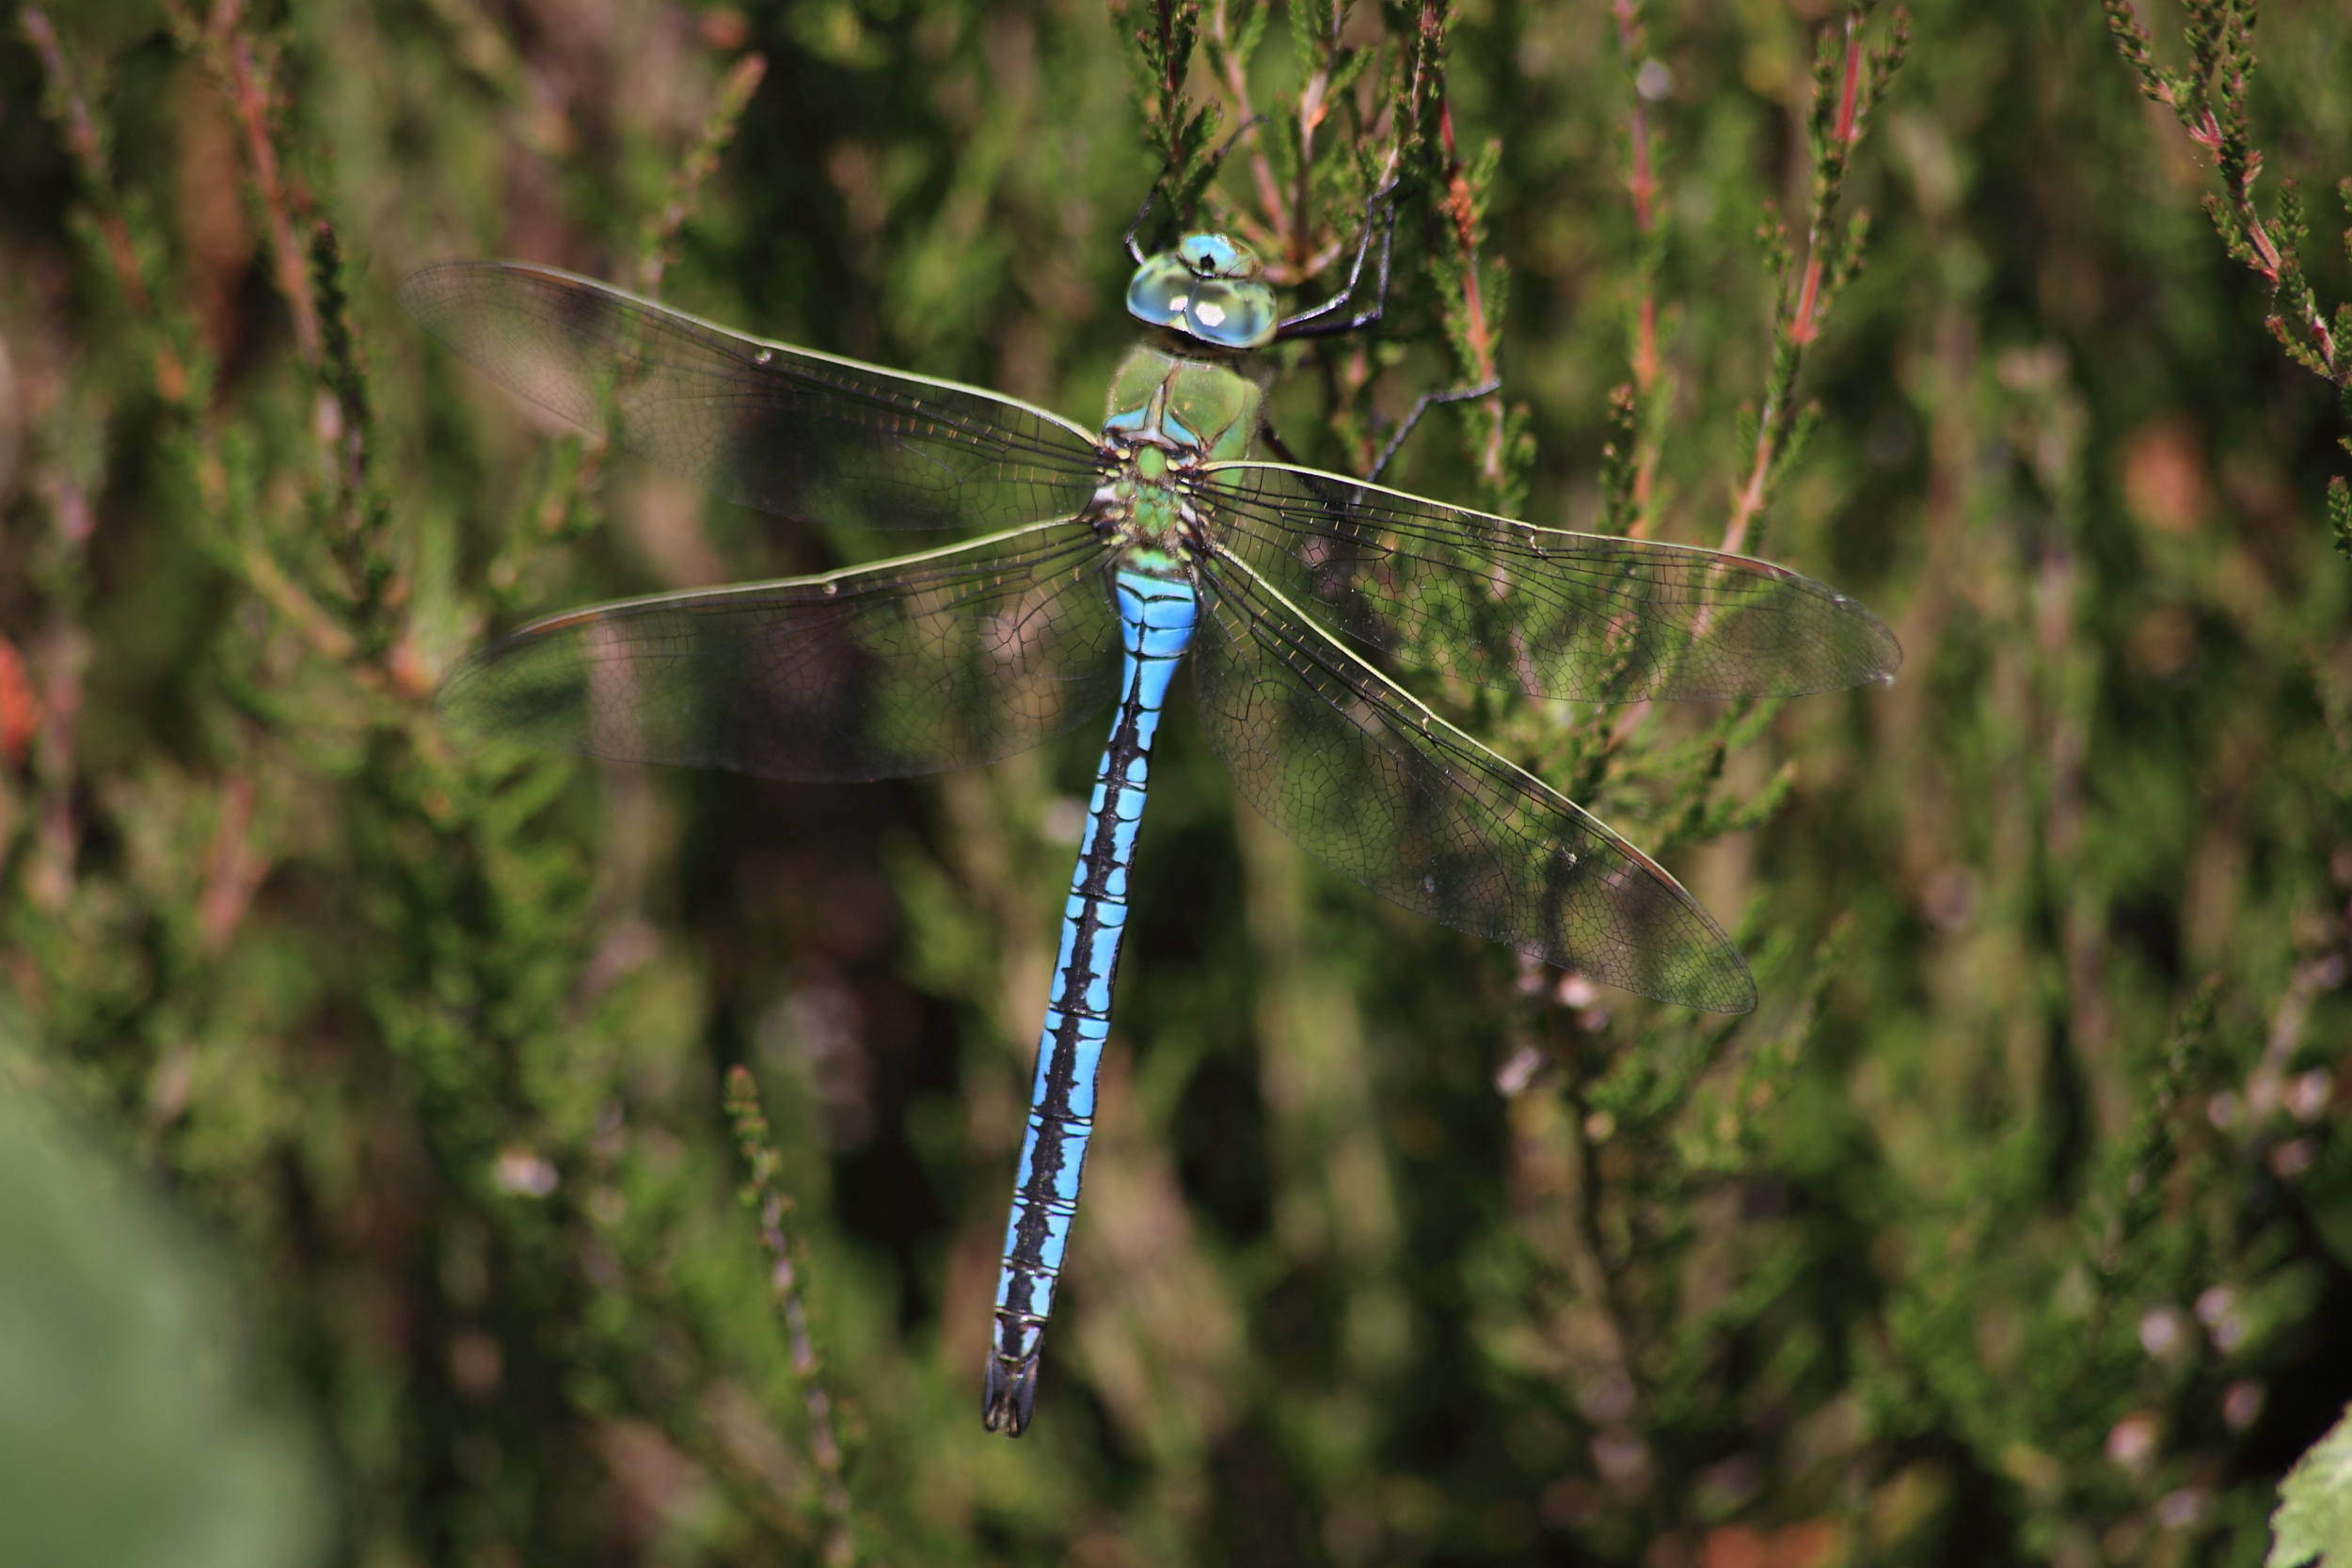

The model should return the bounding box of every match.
[1,0,2349,1563]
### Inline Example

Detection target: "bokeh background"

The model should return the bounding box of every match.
[1,0,2349,1563]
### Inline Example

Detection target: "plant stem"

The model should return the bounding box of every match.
[723,1067,854,1567]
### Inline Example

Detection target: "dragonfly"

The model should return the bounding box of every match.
[403,216,1899,1437]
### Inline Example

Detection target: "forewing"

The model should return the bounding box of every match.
[437,521,1122,781]
[1208,462,1900,703]
[1192,548,1756,1013]
[402,261,1104,531]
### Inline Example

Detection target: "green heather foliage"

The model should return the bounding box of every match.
[2,0,2350,1562]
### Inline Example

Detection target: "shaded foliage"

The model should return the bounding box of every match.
[0,0,2349,1563]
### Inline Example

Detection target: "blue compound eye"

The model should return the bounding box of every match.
[1174,232,1263,278]
[1183,277,1278,348]
[1128,235,1277,345]
[1125,252,1196,329]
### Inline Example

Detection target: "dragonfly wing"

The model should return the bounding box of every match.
[1193,547,1756,1013]
[438,520,1122,781]
[1207,462,1900,703]
[402,261,1104,531]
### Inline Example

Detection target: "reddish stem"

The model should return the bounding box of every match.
[1788,252,1825,348]
[1207,0,1289,252]
[1723,12,1866,556]
[1723,446,1771,558]
[0,634,38,767]
[21,8,188,400]
[27,479,92,911]
[1438,102,1507,489]
[1611,0,1661,394]
[1789,26,1863,350]
[198,771,264,954]
[1613,0,1664,532]
[1835,23,1863,146]
[214,0,320,366]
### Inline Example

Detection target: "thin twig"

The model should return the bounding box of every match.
[1204,0,1287,250]
[25,474,91,911]
[486,50,771,610]
[197,768,264,954]
[1723,22,1856,554]
[20,6,188,401]
[1605,0,1668,536]
[639,52,770,296]
[1437,101,1510,499]
[723,1067,853,1568]
[2098,0,2351,541]
[2245,955,2346,1131]
[24,3,374,680]
[1612,0,1661,391]
[1721,2,1905,556]
[208,0,320,366]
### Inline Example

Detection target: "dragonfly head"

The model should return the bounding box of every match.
[1125,232,1279,350]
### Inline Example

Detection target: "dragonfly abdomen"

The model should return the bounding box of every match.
[983,569,1198,1436]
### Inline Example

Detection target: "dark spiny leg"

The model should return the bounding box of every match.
[1273,181,1400,341]
[1366,374,1502,483]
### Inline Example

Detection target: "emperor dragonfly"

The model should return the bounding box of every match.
[403,225,1898,1436]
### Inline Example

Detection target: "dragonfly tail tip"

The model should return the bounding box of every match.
[981,1356,1040,1437]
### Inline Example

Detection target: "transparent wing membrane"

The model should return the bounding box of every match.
[1208,463,1901,705]
[1192,550,1757,1013]
[401,261,1106,531]
[437,521,1124,781]
[406,250,1912,1448]
[410,260,1899,1012]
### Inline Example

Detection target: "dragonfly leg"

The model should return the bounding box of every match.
[1253,372,1502,486]
[1272,181,1401,341]
[1365,373,1503,483]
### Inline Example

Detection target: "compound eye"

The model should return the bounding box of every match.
[1184,278,1278,348]
[1125,253,1196,329]
[1177,232,1261,277]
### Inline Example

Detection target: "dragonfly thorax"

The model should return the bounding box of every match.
[1089,434,1208,559]
[1100,341,1262,460]
[1089,341,1264,561]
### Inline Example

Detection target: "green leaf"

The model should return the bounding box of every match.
[2270,1405,2352,1568]
[0,1085,329,1568]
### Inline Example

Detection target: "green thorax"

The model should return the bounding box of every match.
[1089,341,1262,572]
[1102,342,1261,461]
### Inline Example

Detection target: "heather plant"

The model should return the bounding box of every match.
[0,1,2347,1565]
[2100,0,2352,543]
